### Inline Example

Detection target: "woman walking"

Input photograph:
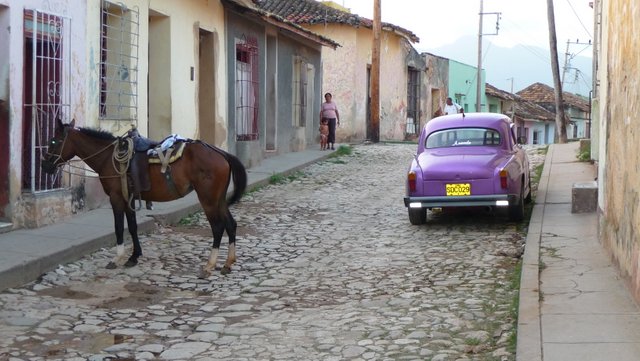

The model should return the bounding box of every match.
[320,92,340,150]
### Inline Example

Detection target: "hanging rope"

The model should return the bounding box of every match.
[112,137,134,209]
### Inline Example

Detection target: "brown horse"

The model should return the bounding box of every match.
[42,119,247,277]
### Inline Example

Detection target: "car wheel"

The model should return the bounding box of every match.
[408,208,426,225]
[509,185,525,221]
[525,178,533,204]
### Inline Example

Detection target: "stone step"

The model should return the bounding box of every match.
[571,181,598,213]
[0,222,12,234]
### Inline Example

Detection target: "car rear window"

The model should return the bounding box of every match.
[425,128,501,148]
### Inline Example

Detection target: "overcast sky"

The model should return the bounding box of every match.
[329,0,594,55]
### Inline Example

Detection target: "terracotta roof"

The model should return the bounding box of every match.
[486,83,555,123]
[486,83,518,101]
[252,0,419,43]
[222,0,340,49]
[516,82,589,112]
[511,99,556,123]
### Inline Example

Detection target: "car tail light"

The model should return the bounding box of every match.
[499,169,508,189]
[408,171,417,192]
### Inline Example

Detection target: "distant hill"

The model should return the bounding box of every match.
[423,35,593,97]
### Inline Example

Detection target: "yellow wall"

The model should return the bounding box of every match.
[87,0,227,146]
[598,0,640,301]
[307,23,413,142]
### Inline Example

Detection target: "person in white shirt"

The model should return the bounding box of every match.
[443,97,462,115]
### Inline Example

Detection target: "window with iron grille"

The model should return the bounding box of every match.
[22,9,71,192]
[99,1,139,124]
[406,67,419,135]
[235,36,259,141]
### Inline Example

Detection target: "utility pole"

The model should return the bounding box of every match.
[547,0,568,143]
[476,0,501,112]
[561,39,592,87]
[561,40,570,86]
[476,0,484,112]
[507,77,516,119]
[370,0,381,143]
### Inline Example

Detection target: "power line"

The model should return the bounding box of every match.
[565,0,592,39]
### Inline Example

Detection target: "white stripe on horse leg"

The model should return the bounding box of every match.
[204,248,219,273]
[111,244,125,265]
[227,243,236,265]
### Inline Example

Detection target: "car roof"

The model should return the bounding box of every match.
[423,112,513,133]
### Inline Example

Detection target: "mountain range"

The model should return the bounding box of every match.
[422,35,593,97]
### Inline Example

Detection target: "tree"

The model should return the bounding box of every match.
[547,0,568,143]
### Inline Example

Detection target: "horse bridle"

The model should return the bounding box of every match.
[45,124,72,165]
[45,124,119,167]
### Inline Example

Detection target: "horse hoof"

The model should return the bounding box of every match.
[221,266,232,275]
[106,261,117,269]
[198,269,211,279]
[124,259,138,268]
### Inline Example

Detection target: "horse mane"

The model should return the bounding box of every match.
[77,127,118,141]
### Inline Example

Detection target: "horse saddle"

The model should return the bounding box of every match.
[148,141,187,173]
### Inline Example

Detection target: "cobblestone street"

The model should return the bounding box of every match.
[0,143,545,361]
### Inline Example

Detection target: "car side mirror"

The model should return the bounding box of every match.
[517,136,527,145]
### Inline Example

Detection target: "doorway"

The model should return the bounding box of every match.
[148,12,171,140]
[0,6,8,220]
[198,29,215,145]
[22,9,70,193]
[0,99,7,220]
[265,34,277,151]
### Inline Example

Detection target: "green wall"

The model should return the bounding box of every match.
[447,60,486,112]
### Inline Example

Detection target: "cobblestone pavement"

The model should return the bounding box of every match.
[0,144,545,361]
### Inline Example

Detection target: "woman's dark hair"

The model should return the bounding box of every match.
[324,92,332,98]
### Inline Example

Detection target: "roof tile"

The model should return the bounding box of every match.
[253,0,419,42]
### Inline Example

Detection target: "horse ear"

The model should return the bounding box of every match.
[69,118,76,128]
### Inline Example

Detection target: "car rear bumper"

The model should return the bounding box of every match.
[404,194,515,208]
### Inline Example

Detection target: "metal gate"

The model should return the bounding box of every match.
[22,9,71,192]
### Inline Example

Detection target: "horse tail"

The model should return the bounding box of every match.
[196,140,247,206]
[225,152,247,206]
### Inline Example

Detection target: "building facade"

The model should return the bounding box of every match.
[0,0,334,230]
[592,0,640,302]
[253,0,427,142]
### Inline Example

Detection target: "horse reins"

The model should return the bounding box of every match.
[44,126,123,179]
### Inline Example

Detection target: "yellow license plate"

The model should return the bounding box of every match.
[446,183,471,196]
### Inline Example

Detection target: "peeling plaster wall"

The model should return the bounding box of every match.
[308,24,416,142]
[378,31,409,141]
[4,0,228,229]
[4,0,89,228]
[598,0,640,302]
[423,53,449,119]
[308,24,363,143]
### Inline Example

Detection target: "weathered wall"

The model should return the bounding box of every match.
[308,23,419,142]
[598,0,640,302]
[2,0,89,228]
[423,53,448,119]
[448,59,486,113]
[3,0,228,229]
[378,32,411,141]
[307,24,364,143]
[273,35,322,153]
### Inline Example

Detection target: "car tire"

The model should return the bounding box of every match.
[408,208,426,225]
[509,185,525,221]
[525,178,533,204]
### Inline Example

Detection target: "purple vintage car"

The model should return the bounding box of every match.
[404,112,531,225]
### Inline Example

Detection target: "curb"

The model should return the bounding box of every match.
[516,144,554,361]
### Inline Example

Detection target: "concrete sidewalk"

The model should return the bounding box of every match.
[517,142,640,361]
[0,147,334,292]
